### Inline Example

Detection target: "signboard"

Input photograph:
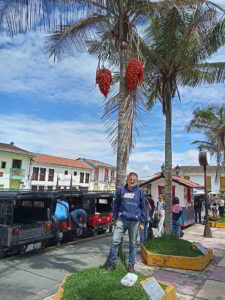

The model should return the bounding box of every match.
[141,277,165,300]
[194,242,208,255]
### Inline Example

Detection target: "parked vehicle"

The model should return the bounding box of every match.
[0,191,55,258]
[0,190,115,258]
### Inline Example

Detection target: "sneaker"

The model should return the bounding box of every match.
[128,265,135,273]
[106,264,116,272]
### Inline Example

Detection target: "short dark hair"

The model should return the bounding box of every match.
[172,197,180,205]
[128,172,138,179]
[148,193,152,198]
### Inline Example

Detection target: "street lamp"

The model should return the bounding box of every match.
[161,163,165,174]
[175,164,180,176]
[198,151,212,238]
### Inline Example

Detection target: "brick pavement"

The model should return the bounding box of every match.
[135,224,225,300]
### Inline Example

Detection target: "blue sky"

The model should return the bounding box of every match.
[0,1,225,179]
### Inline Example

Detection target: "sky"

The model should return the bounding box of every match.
[0,1,225,179]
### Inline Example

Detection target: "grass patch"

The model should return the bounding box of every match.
[144,234,203,257]
[215,216,225,223]
[62,263,164,300]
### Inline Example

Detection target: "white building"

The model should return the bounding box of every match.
[179,166,225,194]
[31,153,93,191]
[77,158,116,191]
[0,142,33,190]
[140,174,203,227]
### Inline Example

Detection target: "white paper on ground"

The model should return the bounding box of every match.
[120,272,138,287]
[194,242,208,254]
[141,277,165,300]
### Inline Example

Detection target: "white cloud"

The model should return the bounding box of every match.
[0,113,116,164]
[0,31,101,104]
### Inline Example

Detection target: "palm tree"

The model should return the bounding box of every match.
[187,105,225,174]
[142,7,225,233]
[0,1,224,191]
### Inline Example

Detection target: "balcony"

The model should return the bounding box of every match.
[10,168,25,179]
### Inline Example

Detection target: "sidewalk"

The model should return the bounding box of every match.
[135,224,225,300]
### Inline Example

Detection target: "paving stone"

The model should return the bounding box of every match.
[209,267,225,283]
[218,258,225,267]
[153,270,205,296]
[197,280,225,300]
[176,293,193,300]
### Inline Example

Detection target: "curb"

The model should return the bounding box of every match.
[51,274,70,300]
[140,277,176,300]
[208,221,225,228]
[141,244,213,271]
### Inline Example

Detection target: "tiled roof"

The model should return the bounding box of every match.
[140,174,203,188]
[0,142,33,156]
[179,165,224,174]
[32,153,93,170]
[78,158,116,170]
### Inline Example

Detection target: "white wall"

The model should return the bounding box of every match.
[150,177,187,208]
[181,173,220,193]
[31,162,92,190]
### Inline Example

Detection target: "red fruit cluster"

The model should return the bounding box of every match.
[96,68,112,97]
[126,59,144,90]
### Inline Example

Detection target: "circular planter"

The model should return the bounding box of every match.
[141,244,213,271]
[208,221,225,228]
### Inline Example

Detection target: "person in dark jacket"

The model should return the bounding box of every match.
[172,197,183,237]
[107,172,145,273]
[194,196,202,224]
[140,194,150,243]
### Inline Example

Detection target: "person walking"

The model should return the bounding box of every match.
[194,195,202,224]
[219,196,224,217]
[172,197,183,237]
[140,194,150,244]
[106,172,145,273]
[156,197,165,237]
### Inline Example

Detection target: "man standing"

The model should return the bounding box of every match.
[219,196,225,217]
[194,195,202,224]
[107,172,145,273]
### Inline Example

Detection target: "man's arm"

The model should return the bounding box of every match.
[139,190,146,224]
[113,189,121,220]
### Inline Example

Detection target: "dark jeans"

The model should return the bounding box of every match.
[219,206,224,217]
[194,208,201,223]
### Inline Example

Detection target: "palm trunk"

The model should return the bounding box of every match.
[164,90,173,234]
[116,1,127,189]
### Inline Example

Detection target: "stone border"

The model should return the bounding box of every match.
[208,221,225,228]
[140,277,176,300]
[52,274,71,300]
[141,244,213,271]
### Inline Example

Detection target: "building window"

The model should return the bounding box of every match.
[12,159,22,169]
[85,173,90,184]
[206,176,212,192]
[0,172,3,177]
[74,171,77,176]
[32,167,39,180]
[80,172,84,183]
[39,185,45,191]
[31,185,38,191]
[65,170,68,175]
[0,184,4,190]
[47,186,53,191]
[1,161,6,169]
[104,168,109,182]
[39,168,46,181]
[111,170,115,181]
[95,168,99,180]
[220,177,225,192]
[48,169,54,182]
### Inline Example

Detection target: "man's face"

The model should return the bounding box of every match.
[127,175,138,189]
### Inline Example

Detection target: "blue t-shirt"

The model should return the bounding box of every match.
[55,200,69,221]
